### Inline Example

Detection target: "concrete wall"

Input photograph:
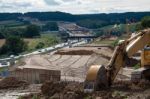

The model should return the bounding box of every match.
[10,68,60,84]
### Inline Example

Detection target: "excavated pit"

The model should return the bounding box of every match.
[55,49,94,55]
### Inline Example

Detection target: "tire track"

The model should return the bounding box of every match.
[56,55,73,65]
[62,56,83,75]
[49,55,62,62]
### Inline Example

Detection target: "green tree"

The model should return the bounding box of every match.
[24,25,40,38]
[76,19,108,29]
[0,27,26,38]
[35,42,45,49]
[60,32,69,42]
[135,23,143,31]
[42,22,58,31]
[0,32,4,39]
[95,31,104,37]
[141,16,150,28]
[0,36,27,55]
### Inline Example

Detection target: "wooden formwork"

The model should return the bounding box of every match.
[9,67,60,84]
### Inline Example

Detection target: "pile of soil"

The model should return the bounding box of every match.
[41,81,86,99]
[0,77,29,89]
[20,93,42,99]
[21,80,150,99]
[41,81,67,96]
[113,80,150,90]
[63,82,83,92]
[63,82,87,99]
[55,50,94,55]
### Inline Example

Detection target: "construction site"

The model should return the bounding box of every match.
[0,29,150,99]
[13,46,112,82]
[0,0,150,98]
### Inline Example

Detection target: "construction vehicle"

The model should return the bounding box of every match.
[84,29,150,91]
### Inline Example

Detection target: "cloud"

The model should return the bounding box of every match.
[61,0,75,2]
[0,1,31,8]
[44,0,60,6]
[0,0,150,14]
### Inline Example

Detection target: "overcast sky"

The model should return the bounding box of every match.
[0,0,150,14]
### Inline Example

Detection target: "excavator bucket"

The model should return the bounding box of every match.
[84,65,108,92]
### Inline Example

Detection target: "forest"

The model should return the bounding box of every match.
[0,12,150,29]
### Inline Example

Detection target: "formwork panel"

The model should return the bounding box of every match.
[9,68,60,84]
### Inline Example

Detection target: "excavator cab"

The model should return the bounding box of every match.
[140,45,150,80]
[141,45,150,67]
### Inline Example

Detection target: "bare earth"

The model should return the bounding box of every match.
[22,47,112,82]
[1,46,150,99]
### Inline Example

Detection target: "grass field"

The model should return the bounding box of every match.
[0,33,59,53]
[0,20,26,29]
[0,20,17,25]
[98,23,138,33]
[0,39,39,48]
[93,39,118,47]
[0,38,40,58]
[94,39,115,44]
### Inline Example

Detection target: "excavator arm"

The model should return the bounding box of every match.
[85,29,150,91]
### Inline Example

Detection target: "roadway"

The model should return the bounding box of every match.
[0,40,87,67]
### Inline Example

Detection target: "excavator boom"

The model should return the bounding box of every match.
[84,29,150,91]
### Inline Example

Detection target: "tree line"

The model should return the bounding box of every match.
[0,25,40,39]
[0,12,150,29]
[0,22,59,56]
[95,16,150,37]
[0,22,59,39]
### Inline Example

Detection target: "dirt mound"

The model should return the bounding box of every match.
[55,50,94,55]
[22,80,150,99]
[41,81,87,99]
[0,77,29,89]
[20,93,42,99]
[63,82,87,99]
[113,80,150,91]
[40,81,129,99]
[92,91,128,99]
[63,82,83,92]
[41,81,66,96]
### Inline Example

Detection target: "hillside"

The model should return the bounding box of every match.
[0,12,150,28]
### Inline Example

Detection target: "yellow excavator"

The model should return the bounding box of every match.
[84,29,150,91]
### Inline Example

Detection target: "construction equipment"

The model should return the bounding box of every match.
[84,29,150,91]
